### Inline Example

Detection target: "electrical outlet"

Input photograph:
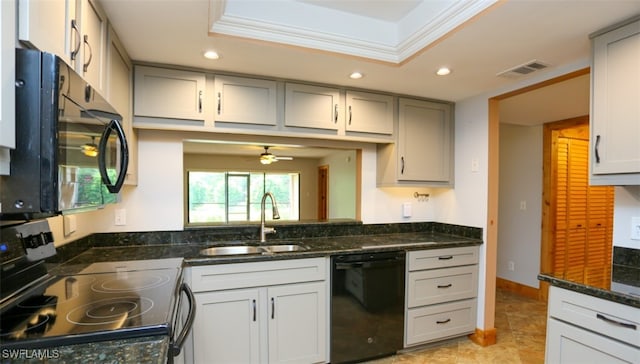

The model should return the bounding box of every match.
[632,217,640,240]
[115,209,127,226]
[471,158,479,173]
[508,261,515,271]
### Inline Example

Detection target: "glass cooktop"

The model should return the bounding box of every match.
[0,261,181,349]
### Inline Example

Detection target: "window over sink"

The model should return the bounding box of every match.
[187,171,300,224]
[183,139,358,225]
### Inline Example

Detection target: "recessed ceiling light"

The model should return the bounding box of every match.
[436,67,451,76]
[349,72,363,79]
[204,50,220,60]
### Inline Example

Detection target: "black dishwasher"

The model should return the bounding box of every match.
[331,251,406,363]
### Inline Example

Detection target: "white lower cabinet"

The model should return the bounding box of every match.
[546,318,639,364]
[405,246,479,347]
[545,286,640,364]
[193,288,262,363]
[189,258,328,364]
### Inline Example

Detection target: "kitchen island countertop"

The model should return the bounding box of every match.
[538,272,640,309]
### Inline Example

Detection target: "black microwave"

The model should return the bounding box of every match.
[0,48,129,220]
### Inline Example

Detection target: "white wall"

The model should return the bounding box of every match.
[613,186,640,249]
[497,124,543,288]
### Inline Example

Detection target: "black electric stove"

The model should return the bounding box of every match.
[0,221,193,359]
[1,260,182,349]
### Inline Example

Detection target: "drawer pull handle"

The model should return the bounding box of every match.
[438,256,453,260]
[436,318,451,324]
[596,313,637,330]
[437,284,452,289]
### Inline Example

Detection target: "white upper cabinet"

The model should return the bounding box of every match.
[134,66,206,121]
[377,98,453,186]
[78,0,107,93]
[18,0,75,65]
[345,91,393,135]
[18,0,107,94]
[285,83,341,130]
[1,0,16,175]
[214,75,277,126]
[590,18,640,185]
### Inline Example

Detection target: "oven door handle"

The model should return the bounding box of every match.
[170,283,196,360]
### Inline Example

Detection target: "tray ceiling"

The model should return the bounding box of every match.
[210,0,498,63]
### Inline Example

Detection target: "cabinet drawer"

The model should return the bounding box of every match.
[548,286,640,347]
[407,265,478,307]
[546,318,640,364]
[405,299,477,347]
[190,258,327,292]
[408,246,478,271]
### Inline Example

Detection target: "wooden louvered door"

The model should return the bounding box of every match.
[554,135,613,288]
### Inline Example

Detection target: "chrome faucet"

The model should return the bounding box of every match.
[260,192,280,242]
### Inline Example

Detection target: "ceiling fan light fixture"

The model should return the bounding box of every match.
[81,137,99,157]
[260,146,277,164]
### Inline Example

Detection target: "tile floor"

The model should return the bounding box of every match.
[367,288,548,364]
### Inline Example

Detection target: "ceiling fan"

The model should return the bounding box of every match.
[260,146,293,165]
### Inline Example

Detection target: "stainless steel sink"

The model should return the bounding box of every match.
[199,243,306,256]
[200,246,265,256]
[263,244,306,253]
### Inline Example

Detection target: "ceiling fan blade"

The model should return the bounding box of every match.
[275,156,293,161]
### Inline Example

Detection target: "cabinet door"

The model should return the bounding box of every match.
[397,98,452,182]
[106,25,136,185]
[193,289,262,364]
[285,83,341,130]
[79,0,106,93]
[545,318,640,364]
[268,282,327,364]
[17,0,74,65]
[134,66,206,121]
[214,75,277,125]
[591,20,640,177]
[1,0,15,174]
[346,91,393,135]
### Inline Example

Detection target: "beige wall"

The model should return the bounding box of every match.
[184,153,321,220]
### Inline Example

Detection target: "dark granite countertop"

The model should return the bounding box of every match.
[50,231,482,275]
[538,272,640,309]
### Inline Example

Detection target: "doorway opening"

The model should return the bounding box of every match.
[318,165,328,220]
[540,116,614,301]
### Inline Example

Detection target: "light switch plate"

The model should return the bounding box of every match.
[402,203,412,218]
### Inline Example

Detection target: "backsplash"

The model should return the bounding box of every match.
[50,221,482,263]
[612,246,640,287]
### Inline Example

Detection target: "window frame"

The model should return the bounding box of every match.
[185,169,300,226]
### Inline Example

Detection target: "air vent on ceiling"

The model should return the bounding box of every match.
[497,60,550,78]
